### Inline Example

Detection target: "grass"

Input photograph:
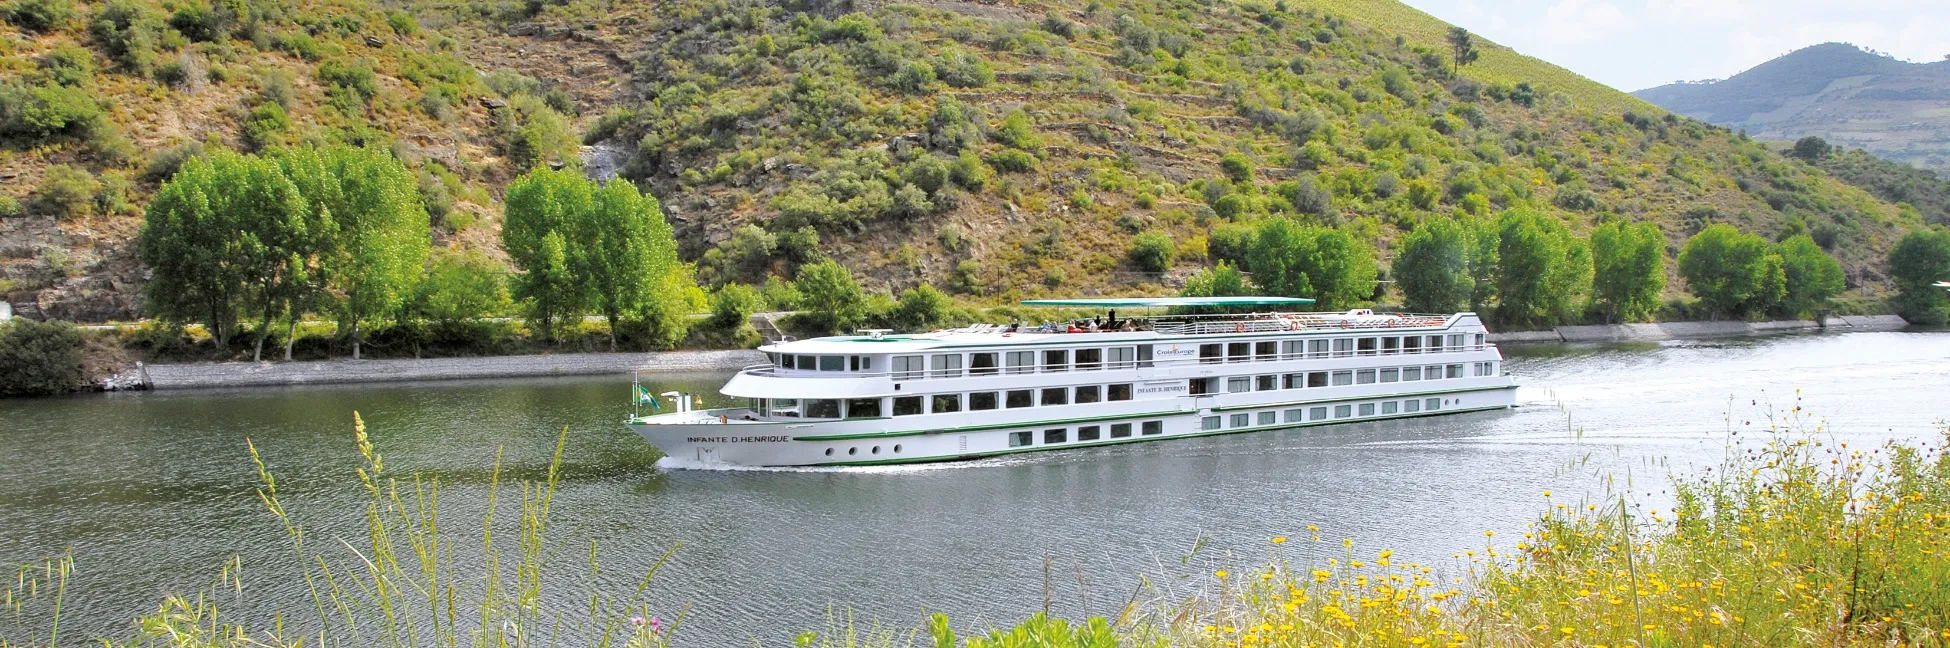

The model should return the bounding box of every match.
[5,402,1949,647]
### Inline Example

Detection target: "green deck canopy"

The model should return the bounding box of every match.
[1019,296,1315,308]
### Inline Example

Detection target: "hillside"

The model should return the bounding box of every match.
[0,0,1928,322]
[1634,43,1950,174]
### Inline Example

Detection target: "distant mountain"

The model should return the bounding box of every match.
[1633,43,1950,173]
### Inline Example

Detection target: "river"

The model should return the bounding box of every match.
[1,331,1945,645]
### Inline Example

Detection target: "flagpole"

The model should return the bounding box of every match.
[632,370,640,419]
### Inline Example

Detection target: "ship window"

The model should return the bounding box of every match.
[1076,348,1103,371]
[1078,426,1101,441]
[1074,385,1101,404]
[1199,343,1223,365]
[1383,401,1399,414]
[849,447,857,455]
[1258,411,1276,425]
[1310,407,1329,420]
[1009,431,1033,447]
[1041,387,1069,406]
[1382,337,1400,355]
[846,398,882,418]
[1256,375,1277,391]
[892,396,923,416]
[930,354,963,378]
[1425,365,1443,380]
[806,399,842,419]
[772,398,799,409]
[1108,346,1136,369]
[1357,338,1378,356]
[1005,351,1036,375]
[818,356,844,371]
[1226,377,1251,393]
[1331,371,1353,386]
[1448,334,1465,348]
[1403,366,1422,381]
[970,392,999,411]
[1141,421,1164,435]
[1043,349,1069,373]
[1254,341,1277,360]
[1108,384,1133,401]
[1111,423,1133,438]
[1334,405,1352,419]
[1403,336,1422,354]
[1230,413,1250,428]
[1308,339,1330,359]
[1044,428,1068,444]
[1359,403,1375,416]
[894,444,902,453]
[1381,368,1400,383]
[1281,340,1304,359]
[931,394,961,413]
[1308,372,1329,388]
[1475,333,1486,348]
[824,448,833,456]
[1447,364,1464,379]
[969,352,999,376]
[1006,390,1034,408]
[1283,373,1305,389]
[779,355,795,369]
[1475,362,1494,376]
[1332,339,1354,358]
[1227,342,1250,362]
[871,446,880,455]
[798,355,817,369]
[1285,409,1304,423]
[1426,335,1444,352]
[892,355,924,380]
[1426,398,1442,411]
[1202,416,1221,431]
[1137,344,1154,368]
[1356,369,1377,384]
[1405,399,1421,413]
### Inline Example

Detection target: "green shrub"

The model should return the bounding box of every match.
[0,195,22,218]
[1128,230,1175,272]
[141,141,204,182]
[5,0,74,32]
[0,319,87,397]
[90,0,163,74]
[986,149,1035,173]
[277,31,322,60]
[241,102,291,151]
[1219,152,1254,183]
[0,82,105,145]
[33,164,98,220]
[37,44,95,88]
[708,283,764,330]
[317,58,379,110]
[993,108,1040,149]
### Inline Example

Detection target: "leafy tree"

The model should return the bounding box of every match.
[1589,220,1666,323]
[1393,217,1474,313]
[415,247,511,324]
[1492,209,1590,328]
[138,151,310,351]
[502,167,592,343]
[708,283,765,331]
[1887,229,1950,325]
[0,319,86,396]
[1446,27,1479,75]
[584,176,689,349]
[792,260,865,335]
[1245,218,1377,310]
[279,146,430,360]
[1180,261,1250,298]
[1128,231,1175,273]
[1773,234,1843,318]
[1678,224,1785,318]
[1789,136,1831,162]
[1219,152,1253,183]
[887,283,951,332]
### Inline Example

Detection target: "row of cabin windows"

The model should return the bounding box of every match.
[1190,363,1492,396]
[761,383,1138,419]
[1198,397,1449,430]
[1006,420,1166,448]
[773,334,1487,377]
[1196,334,1484,364]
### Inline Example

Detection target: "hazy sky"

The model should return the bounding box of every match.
[1396,0,1950,92]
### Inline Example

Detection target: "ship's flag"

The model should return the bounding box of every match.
[634,384,661,410]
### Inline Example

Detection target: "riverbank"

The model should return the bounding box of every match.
[1486,314,1911,343]
[134,349,766,390]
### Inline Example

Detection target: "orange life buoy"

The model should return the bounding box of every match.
[1234,322,1246,333]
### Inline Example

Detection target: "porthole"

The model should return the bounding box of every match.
[872,446,881,455]
[848,447,857,455]
[824,448,834,456]
[893,444,903,453]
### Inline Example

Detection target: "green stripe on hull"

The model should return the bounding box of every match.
[796,401,1516,467]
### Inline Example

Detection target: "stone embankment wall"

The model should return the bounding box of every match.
[141,350,767,390]
[1488,315,1911,344]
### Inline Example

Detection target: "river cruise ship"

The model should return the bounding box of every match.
[628,297,1517,467]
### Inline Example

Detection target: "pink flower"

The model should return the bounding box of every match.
[630,616,646,628]
[650,616,664,632]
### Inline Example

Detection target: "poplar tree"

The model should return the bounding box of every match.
[138,151,309,351]
[1245,218,1377,311]
[1773,234,1843,318]
[278,146,429,359]
[503,167,592,344]
[584,177,688,350]
[1887,229,1950,325]
[1493,209,1591,328]
[1393,217,1475,313]
[1678,224,1784,318]
[1589,220,1666,323]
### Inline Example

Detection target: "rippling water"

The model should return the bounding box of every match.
[1,331,1946,645]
